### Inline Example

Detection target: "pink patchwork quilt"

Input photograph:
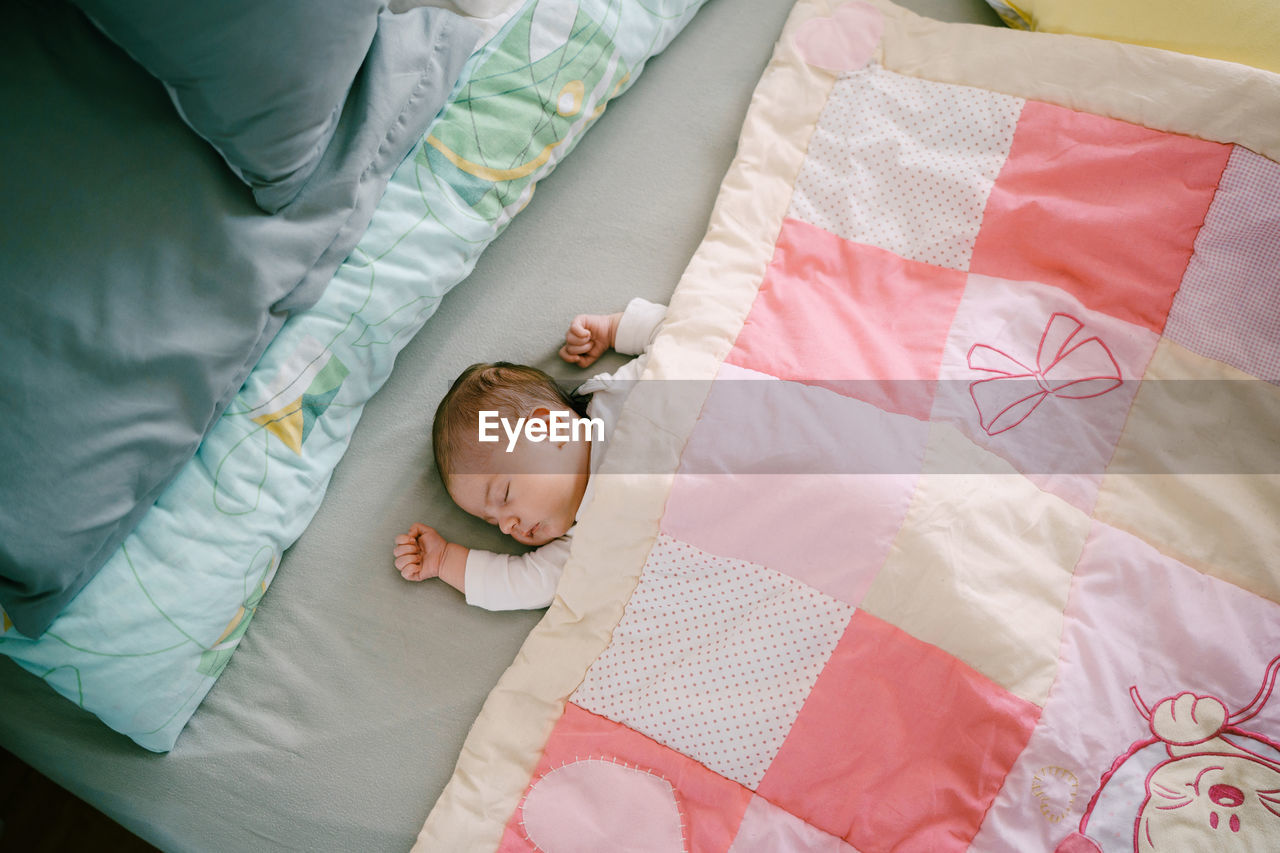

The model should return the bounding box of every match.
[418,1,1280,850]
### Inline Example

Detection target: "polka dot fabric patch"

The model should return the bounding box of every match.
[570,534,854,790]
[788,64,1023,272]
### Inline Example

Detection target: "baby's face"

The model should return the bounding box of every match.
[447,419,591,547]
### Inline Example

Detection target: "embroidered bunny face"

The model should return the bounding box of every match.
[1135,692,1280,852]
[1057,657,1280,853]
[1138,749,1280,851]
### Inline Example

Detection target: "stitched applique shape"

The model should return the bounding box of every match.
[521,757,687,852]
[968,312,1122,436]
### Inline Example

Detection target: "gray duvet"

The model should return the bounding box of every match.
[0,0,478,636]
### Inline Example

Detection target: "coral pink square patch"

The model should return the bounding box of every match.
[756,611,1041,852]
[498,703,753,853]
[969,100,1231,333]
[727,218,968,420]
[661,362,925,606]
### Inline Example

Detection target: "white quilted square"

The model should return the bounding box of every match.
[789,64,1023,272]
[571,534,854,790]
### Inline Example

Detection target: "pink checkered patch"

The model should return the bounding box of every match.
[1164,145,1280,383]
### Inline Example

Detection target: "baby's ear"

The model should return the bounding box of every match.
[530,406,572,448]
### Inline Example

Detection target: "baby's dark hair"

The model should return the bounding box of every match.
[432,362,590,486]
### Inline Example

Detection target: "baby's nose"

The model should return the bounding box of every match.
[499,515,519,535]
[1210,784,1245,808]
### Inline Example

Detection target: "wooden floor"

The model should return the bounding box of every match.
[0,747,158,852]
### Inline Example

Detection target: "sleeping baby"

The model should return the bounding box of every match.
[391,298,665,609]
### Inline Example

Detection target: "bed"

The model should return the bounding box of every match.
[8,0,1272,850]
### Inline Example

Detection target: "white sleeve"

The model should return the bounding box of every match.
[463,534,573,610]
[613,298,667,356]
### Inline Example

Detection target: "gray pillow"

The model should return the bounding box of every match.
[72,0,388,213]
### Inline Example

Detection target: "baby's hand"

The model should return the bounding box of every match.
[393,523,449,582]
[559,313,621,369]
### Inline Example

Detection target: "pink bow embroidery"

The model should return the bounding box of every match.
[967,313,1122,436]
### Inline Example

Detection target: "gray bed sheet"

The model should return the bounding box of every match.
[0,1,1000,850]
